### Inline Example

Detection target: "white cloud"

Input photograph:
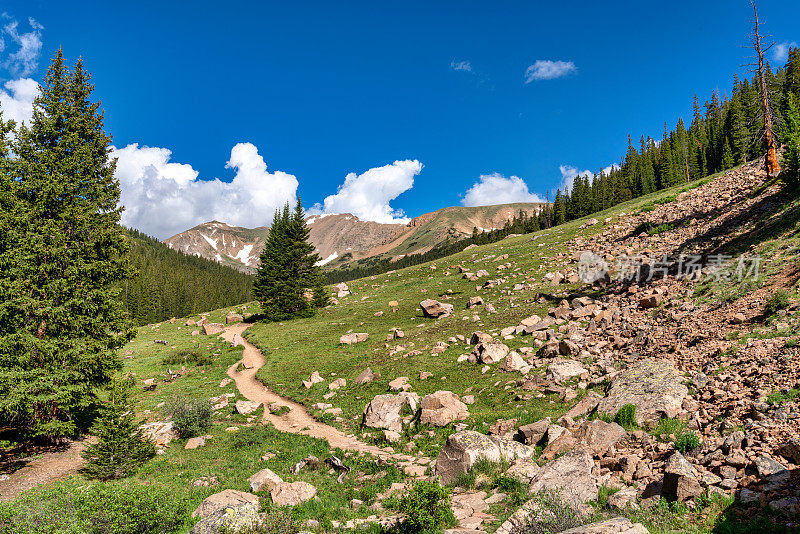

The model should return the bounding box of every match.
[524,60,576,82]
[1,16,44,77]
[113,142,299,239]
[310,160,422,224]
[773,41,797,63]
[450,60,472,72]
[558,163,619,194]
[460,173,544,207]
[0,77,38,126]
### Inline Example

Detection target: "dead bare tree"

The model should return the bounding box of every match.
[748,0,781,175]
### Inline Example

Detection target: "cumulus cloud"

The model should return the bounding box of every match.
[113,142,299,239]
[310,160,422,224]
[773,41,797,63]
[460,173,544,207]
[1,16,44,77]
[450,60,472,72]
[524,60,576,82]
[0,77,38,125]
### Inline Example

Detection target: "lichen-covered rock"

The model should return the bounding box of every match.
[270,481,317,506]
[529,449,598,504]
[560,518,649,534]
[192,489,260,518]
[189,503,261,534]
[597,358,688,425]
[436,430,533,485]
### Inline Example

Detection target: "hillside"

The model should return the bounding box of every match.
[124,228,252,325]
[6,162,795,532]
[162,203,546,273]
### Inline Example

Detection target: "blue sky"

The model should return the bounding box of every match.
[1,1,798,238]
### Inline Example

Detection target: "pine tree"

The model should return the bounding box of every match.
[0,51,133,438]
[253,199,327,320]
[553,189,566,225]
[782,93,800,188]
[81,377,155,480]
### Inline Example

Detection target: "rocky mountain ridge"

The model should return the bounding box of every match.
[163,203,546,273]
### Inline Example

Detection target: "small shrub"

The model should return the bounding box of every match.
[517,490,588,534]
[651,417,686,440]
[161,348,212,367]
[81,378,156,480]
[395,481,456,534]
[230,425,271,448]
[673,430,702,452]
[765,289,790,316]
[614,404,637,430]
[766,388,800,406]
[273,405,290,416]
[168,398,212,439]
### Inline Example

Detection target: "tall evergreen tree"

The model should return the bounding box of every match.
[782,93,800,188]
[253,199,327,320]
[0,51,133,438]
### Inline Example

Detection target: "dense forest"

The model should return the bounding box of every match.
[327,47,800,283]
[123,228,252,325]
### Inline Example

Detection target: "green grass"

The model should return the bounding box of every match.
[766,388,799,406]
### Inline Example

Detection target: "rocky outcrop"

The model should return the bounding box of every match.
[529,449,598,505]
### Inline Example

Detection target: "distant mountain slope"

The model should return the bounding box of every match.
[124,228,252,325]
[162,203,546,273]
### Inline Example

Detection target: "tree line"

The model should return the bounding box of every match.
[552,45,800,225]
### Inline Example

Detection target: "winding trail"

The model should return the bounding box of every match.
[221,323,430,476]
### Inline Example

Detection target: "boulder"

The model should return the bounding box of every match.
[340,332,369,345]
[662,452,701,501]
[560,392,603,422]
[140,421,177,447]
[302,371,324,389]
[436,430,533,485]
[597,359,688,425]
[270,481,317,506]
[571,419,626,457]
[185,436,207,449]
[560,518,649,534]
[189,503,262,534]
[529,449,598,504]
[547,358,588,383]
[639,294,662,309]
[248,468,283,493]
[335,282,351,298]
[420,299,454,318]
[499,351,527,372]
[467,296,484,308]
[354,367,376,385]
[503,458,540,484]
[777,437,800,464]
[517,419,550,446]
[362,392,419,432]
[203,323,224,335]
[192,489,260,518]
[475,342,510,364]
[329,378,346,390]
[225,312,243,324]
[470,331,494,345]
[420,391,469,426]
[235,400,261,415]
[388,376,410,391]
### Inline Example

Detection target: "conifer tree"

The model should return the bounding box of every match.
[782,93,800,188]
[253,199,327,320]
[553,189,566,226]
[81,377,155,480]
[0,51,133,438]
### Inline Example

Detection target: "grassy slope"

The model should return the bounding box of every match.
[13,169,796,533]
